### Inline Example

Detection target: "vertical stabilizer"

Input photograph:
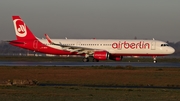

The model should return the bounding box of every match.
[12,16,36,40]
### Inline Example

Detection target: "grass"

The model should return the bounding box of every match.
[1,65,180,100]
[0,86,180,101]
[0,66,180,87]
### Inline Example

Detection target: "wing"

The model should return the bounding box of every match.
[44,34,103,55]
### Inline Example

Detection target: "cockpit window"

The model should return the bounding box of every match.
[161,44,169,47]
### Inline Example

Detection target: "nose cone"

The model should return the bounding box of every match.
[169,47,175,54]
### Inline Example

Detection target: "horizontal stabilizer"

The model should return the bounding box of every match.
[7,40,25,44]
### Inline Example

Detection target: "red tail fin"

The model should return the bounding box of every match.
[12,16,36,40]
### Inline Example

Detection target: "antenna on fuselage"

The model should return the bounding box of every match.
[134,36,137,39]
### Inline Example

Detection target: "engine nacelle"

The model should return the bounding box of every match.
[93,51,109,60]
[109,56,123,61]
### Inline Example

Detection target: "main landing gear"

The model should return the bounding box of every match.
[82,57,99,62]
[83,54,99,62]
[83,57,89,62]
[93,58,99,62]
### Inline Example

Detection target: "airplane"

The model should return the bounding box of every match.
[9,16,175,63]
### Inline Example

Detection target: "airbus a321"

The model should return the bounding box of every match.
[9,16,175,63]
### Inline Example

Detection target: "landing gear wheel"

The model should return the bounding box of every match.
[83,58,89,62]
[153,56,157,63]
[93,58,99,62]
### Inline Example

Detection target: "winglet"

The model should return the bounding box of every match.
[44,34,53,44]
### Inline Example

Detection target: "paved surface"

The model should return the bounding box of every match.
[0,61,180,67]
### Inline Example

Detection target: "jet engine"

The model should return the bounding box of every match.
[93,51,109,60]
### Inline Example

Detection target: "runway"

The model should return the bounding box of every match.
[0,61,180,67]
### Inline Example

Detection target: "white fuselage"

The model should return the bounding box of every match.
[38,39,175,56]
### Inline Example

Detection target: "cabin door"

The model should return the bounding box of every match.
[151,41,156,50]
[33,40,38,50]
[76,42,81,46]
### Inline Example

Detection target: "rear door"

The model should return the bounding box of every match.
[33,40,38,49]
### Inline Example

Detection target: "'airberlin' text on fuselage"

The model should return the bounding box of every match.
[112,41,150,49]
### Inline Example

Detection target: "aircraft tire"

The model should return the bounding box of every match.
[93,58,99,62]
[83,58,89,62]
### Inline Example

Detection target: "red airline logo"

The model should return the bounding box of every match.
[112,41,150,49]
[16,20,26,34]
[14,19,27,37]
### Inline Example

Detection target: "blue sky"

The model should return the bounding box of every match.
[0,0,180,42]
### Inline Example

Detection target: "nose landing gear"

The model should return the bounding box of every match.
[153,56,157,63]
